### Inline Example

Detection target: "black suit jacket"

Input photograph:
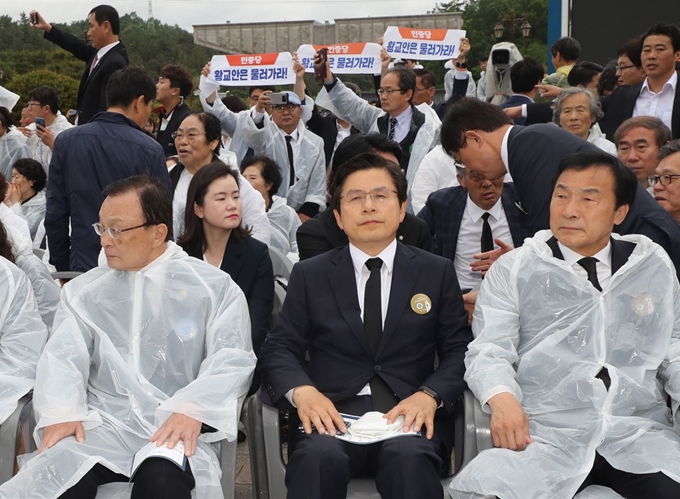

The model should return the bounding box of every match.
[44,27,128,125]
[418,184,529,262]
[156,102,193,157]
[600,72,680,141]
[184,235,274,356]
[296,206,433,261]
[306,107,360,167]
[258,242,472,417]
[507,124,680,277]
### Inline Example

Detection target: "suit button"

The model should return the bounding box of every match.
[374,365,381,372]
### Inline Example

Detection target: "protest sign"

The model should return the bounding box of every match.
[297,43,382,74]
[382,27,466,61]
[206,52,296,86]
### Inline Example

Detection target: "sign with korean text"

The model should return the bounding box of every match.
[207,53,295,86]
[296,43,382,75]
[382,27,466,61]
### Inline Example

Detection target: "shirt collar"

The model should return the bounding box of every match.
[640,71,678,95]
[390,105,413,126]
[500,125,513,171]
[466,194,504,223]
[349,239,398,275]
[279,127,300,142]
[557,240,612,268]
[96,40,120,60]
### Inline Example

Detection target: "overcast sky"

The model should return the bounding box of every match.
[8,0,442,31]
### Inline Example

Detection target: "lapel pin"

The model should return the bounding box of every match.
[410,293,432,315]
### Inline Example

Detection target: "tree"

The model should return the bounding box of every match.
[5,70,79,115]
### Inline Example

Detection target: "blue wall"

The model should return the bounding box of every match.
[547,0,564,73]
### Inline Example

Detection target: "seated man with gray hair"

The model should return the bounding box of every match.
[652,139,680,224]
[0,175,255,499]
[553,87,617,155]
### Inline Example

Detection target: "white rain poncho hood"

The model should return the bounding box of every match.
[0,255,47,425]
[4,223,59,328]
[0,128,31,179]
[242,102,327,212]
[449,230,680,499]
[0,242,256,499]
[484,42,523,106]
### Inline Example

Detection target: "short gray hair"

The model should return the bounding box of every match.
[552,87,604,127]
[658,139,680,162]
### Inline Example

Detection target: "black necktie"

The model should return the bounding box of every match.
[387,117,398,141]
[577,257,602,292]
[285,135,295,186]
[363,258,398,413]
[481,212,494,253]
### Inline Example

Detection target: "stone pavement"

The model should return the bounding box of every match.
[234,440,254,499]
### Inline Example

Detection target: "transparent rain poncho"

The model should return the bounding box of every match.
[0,242,256,499]
[0,255,48,424]
[4,224,60,328]
[0,128,31,179]
[449,230,680,499]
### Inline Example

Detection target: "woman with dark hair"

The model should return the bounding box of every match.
[6,158,47,239]
[178,161,273,359]
[0,106,31,179]
[0,173,31,242]
[170,112,271,244]
[241,155,301,256]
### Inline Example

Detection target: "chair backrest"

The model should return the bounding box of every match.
[269,247,294,281]
[272,282,286,317]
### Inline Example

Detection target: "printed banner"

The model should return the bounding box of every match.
[206,52,295,86]
[382,26,466,61]
[296,43,382,74]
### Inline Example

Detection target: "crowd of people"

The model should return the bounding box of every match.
[0,3,680,499]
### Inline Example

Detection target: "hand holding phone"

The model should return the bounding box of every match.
[314,48,328,82]
[34,117,46,128]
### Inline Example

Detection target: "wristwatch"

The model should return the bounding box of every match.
[418,385,442,406]
[455,60,468,69]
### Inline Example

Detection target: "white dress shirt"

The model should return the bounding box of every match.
[633,72,677,132]
[286,239,398,405]
[557,240,612,290]
[388,105,413,144]
[454,195,512,291]
[92,41,120,71]
[500,125,513,172]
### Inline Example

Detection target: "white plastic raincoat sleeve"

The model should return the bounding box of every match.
[5,224,60,328]
[315,79,383,133]
[9,190,46,240]
[464,251,524,408]
[410,145,460,215]
[0,257,48,424]
[156,277,256,442]
[234,169,272,246]
[657,278,680,421]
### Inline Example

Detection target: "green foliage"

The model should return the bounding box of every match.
[432,0,548,72]
[5,70,79,114]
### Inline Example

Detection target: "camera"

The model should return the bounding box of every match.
[491,49,510,66]
[269,92,289,106]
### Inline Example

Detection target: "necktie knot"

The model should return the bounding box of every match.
[577,257,602,291]
[365,258,383,272]
[481,212,491,222]
[285,135,293,143]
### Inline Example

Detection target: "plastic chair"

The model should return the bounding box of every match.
[268,247,294,282]
[0,393,36,485]
[242,390,493,499]
[50,271,84,280]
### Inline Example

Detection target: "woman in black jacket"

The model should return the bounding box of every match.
[178,161,273,358]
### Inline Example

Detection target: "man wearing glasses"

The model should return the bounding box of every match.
[45,67,169,273]
[441,97,680,278]
[242,90,327,221]
[653,140,680,224]
[259,153,471,499]
[1,175,255,499]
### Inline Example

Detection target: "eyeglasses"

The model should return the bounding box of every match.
[171,131,205,140]
[249,95,260,101]
[377,88,404,96]
[340,187,398,206]
[92,222,152,239]
[616,64,636,71]
[648,174,680,186]
[272,104,299,112]
[27,101,42,107]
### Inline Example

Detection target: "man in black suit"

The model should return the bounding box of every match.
[499,57,544,125]
[418,165,528,293]
[296,133,433,260]
[31,6,128,126]
[441,97,680,277]
[599,23,680,141]
[155,64,194,157]
[259,152,472,499]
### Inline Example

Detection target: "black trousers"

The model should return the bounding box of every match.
[576,453,680,499]
[57,457,195,499]
[285,396,451,499]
